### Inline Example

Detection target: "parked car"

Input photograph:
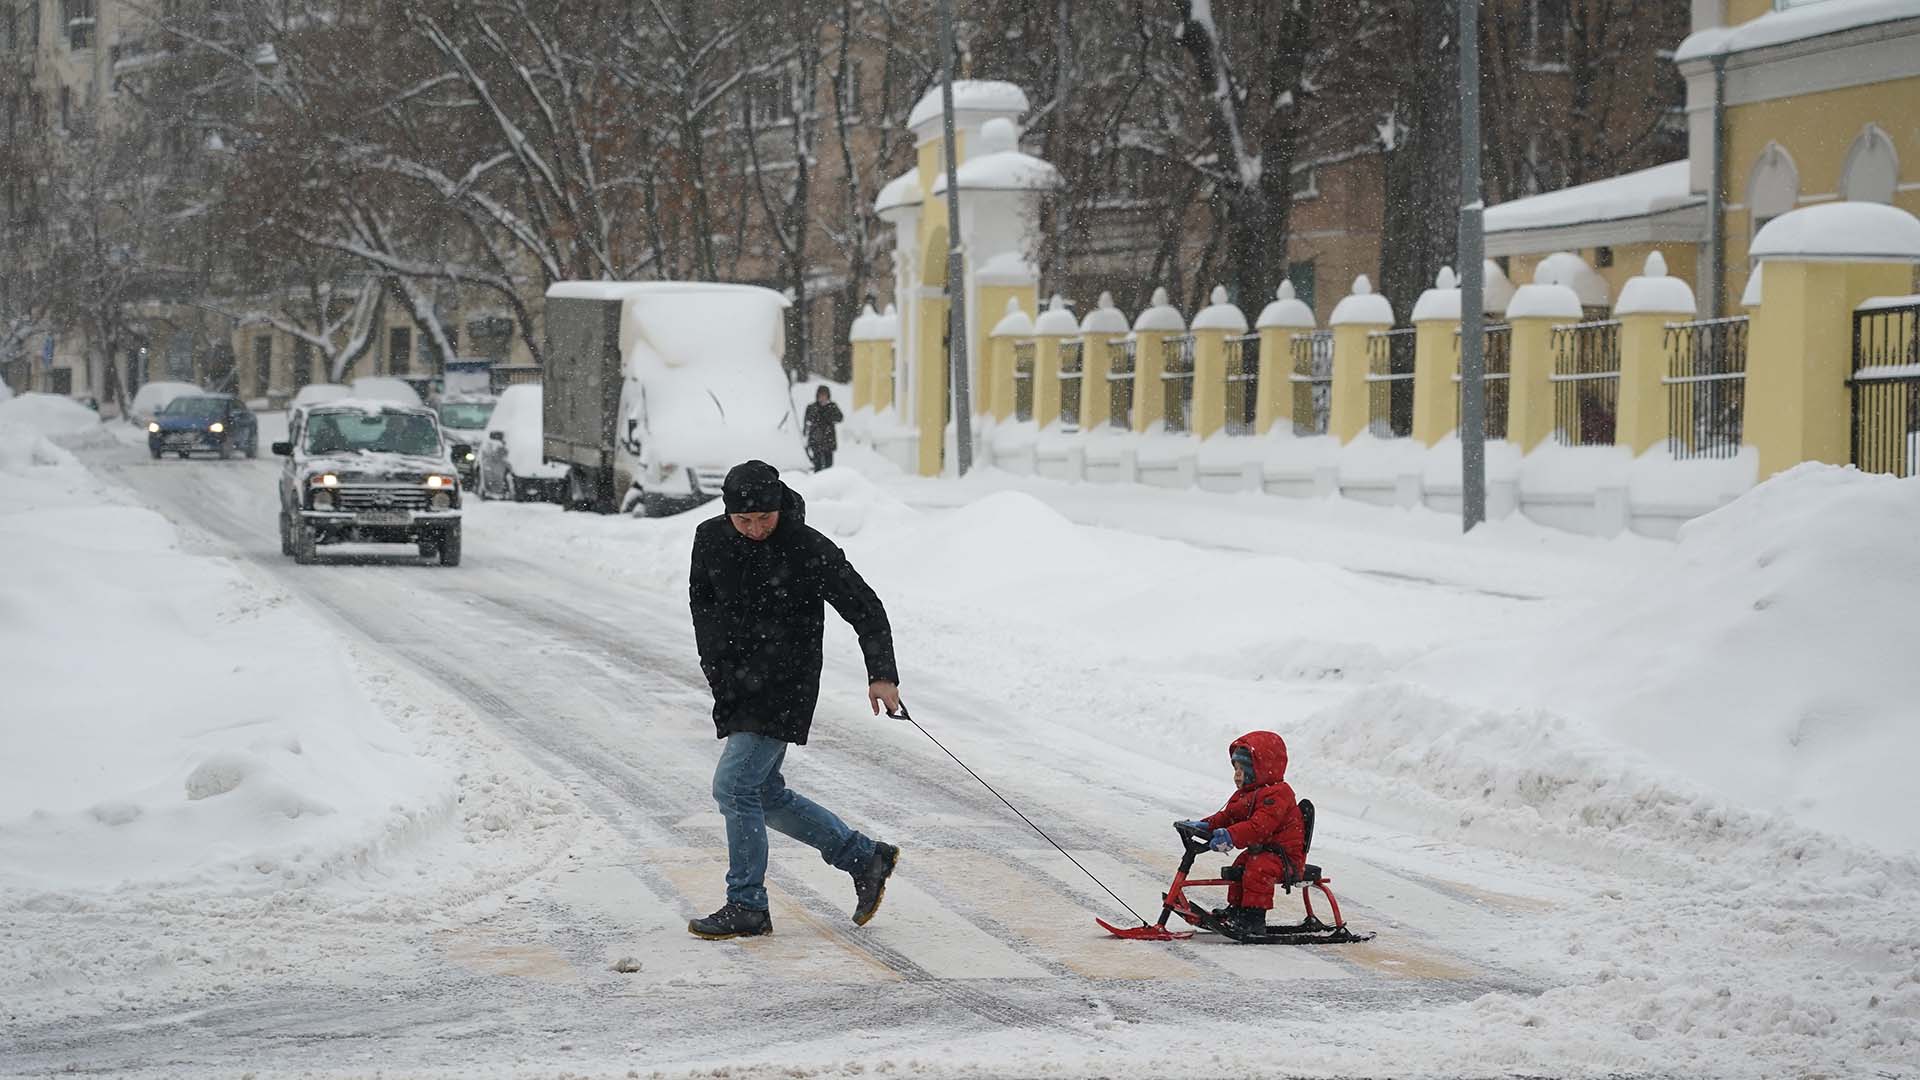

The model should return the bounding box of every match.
[146,394,259,460]
[541,281,804,514]
[436,394,497,489]
[127,381,203,428]
[349,376,424,406]
[272,401,463,566]
[477,384,566,503]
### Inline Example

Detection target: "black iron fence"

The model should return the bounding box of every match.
[1013,340,1035,422]
[1107,338,1136,429]
[1161,334,1195,433]
[1366,327,1416,438]
[1225,333,1261,435]
[1550,319,1621,447]
[1452,323,1511,440]
[1664,315,1749,460]
[1851,299,1920,477]
[1290,331,1333,436]
[1058,339,1084,430]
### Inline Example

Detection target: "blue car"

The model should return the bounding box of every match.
[147,394,259,460]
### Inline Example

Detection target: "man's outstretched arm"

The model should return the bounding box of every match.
[815,538,899,708]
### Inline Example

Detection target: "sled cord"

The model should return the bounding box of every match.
[891,703,1150,926]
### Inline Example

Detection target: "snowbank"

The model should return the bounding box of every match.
[0,391,105,437]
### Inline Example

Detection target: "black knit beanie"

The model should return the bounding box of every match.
[722,460,784,514]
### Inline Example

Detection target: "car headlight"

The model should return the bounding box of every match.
[455,447,476,463]
[431,492,451,511]
[209,422,225,434]
[312,490,335,511]
[310,473,340,488]
[147,422,160,433]
[425,475,456,490]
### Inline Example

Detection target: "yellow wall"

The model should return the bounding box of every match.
[1721,76,1920,311]
[1726,0,1774,26]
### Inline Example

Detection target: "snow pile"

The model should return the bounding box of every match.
[0,442,454,900]
[0,391,106,438]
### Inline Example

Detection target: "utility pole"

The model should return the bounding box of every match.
[1457,0,1486,532]
[938,0,973,475]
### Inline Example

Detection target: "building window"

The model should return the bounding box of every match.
[1839,124,1898,205]
[58,85,70,131]
[1531,0,1569,67]
[1746,142,1799,241]
[252,335,272,389]
[1287,261,1316,312]
[387,326,411,375]
[1291,165,1318,200]
[64,0,95,50]
[1593,246,1614,269]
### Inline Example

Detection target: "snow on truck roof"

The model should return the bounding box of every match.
[544,281,790,306]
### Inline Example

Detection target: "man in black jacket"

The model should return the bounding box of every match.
[686,460,902,939]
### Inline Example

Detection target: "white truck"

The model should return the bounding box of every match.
[541,282,806,515]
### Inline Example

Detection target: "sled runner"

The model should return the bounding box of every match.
[1098,800,1374,945]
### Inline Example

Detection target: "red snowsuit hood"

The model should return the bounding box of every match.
[1231,730,1289,789]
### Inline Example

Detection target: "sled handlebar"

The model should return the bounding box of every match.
[1173,820,1216,856]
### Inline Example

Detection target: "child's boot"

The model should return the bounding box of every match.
[1217,905,1268,936]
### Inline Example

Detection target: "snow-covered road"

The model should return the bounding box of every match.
[5,414,1915,1080]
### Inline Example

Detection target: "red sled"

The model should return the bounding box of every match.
[1098,800,1374,945]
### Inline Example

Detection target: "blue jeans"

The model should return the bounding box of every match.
[712,732,876,910]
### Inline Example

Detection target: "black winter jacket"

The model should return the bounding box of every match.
[804,400,843,451]
[689,483,897,743]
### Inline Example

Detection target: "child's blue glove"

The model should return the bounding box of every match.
[1209,828,1234,852]
[1178,819,1210,831]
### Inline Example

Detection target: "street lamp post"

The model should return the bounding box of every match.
[1458,0,1487,531]
[938,0,973,476]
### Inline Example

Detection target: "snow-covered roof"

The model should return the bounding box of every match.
[1255,281,1315,330]
[874,170,921,215]
[1132,287,1185,332]
[1079,292,1129,335]
[545,281,790,307]
[1504,283,1584,322]
[932,118,1059,194]
[1532,252,1612,308]
[1033,295,1079,336]
[1484,162,1699,235]
[873,304,900,338]
[1749,202,1920,264]
[850,303,892,342]
[991,297,1034,338]
[1615,252,1698,317]
[907,81,1030,132]
[1411,267,1463,323]
[975,251,1038,286]
[1329,275,1394,327]
[1190,286,1248,333]
[1676,0,1920,62]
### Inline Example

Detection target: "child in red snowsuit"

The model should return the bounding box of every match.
[1181,730,1306,934]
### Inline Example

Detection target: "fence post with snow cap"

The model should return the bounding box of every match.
[1613,253,1697,455]
[1502,274,1584,453]
[1190,285,1247,440]
[972,260,1038,425]
[986,297,1033,424]
[1130,287,1185,433]
[1031,295,1078,429]
[1328,276,1394,444]
[1077,293,1129,431]
[848,303,883,412]
[1256,283,1315,435]
[870,305,900,415]
[1411,267,1463,447]
[1741,203,1920,480]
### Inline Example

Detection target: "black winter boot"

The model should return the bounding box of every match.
[851,843,900,926]
[688,902,773,940]
[1218,905,1269,937]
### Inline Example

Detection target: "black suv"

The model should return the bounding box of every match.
[273,401,464,566]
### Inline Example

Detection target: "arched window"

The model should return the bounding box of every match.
[1840,124,1899,204]
[1746,142,1799,239]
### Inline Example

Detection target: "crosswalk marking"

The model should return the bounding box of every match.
[916,849,1208,980]
[773,849,1053,980]
[547,864,750,987]
[646,849,902,983]
[437,930,579,984]
[1032,849,1353,982]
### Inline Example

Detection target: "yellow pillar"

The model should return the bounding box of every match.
[975,284,1035,420]
[1328,277,1393,444]
[1031,295,1077,428]
[1189,286,1245,440]
[1254,282,1314,435]
[848,304,880,411]
[1745,259,1912,479]
[915,294,947,476]
[1409,269,1461,446]
[1130,287,1184,433]
[871,339,895,414]
[1499,282,1583,452]
[987,296,1032,423]
[1614,314,1672,455]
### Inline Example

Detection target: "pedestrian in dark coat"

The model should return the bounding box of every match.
[803,386,843,472]
[685,460,902,940]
